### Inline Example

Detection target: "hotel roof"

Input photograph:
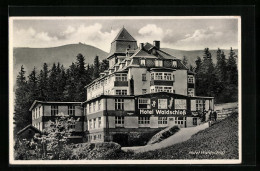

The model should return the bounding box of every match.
[112,27,136,43]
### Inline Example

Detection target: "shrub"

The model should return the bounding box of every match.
[70,142,121,160]
[147,126,180,145]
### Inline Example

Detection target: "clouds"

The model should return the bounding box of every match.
[172,26,237,50]
[13,23,119,52]
[12,19,239,51]
[13,27,58,47]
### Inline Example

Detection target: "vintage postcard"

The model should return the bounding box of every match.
[9,16,241,165]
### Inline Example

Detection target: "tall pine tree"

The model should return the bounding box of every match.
[182,56,188,67]
[14,66,30,134]
[93,56,100,79]
[37,63,49,101]
[75,53,87,101]
[226,47,238,102]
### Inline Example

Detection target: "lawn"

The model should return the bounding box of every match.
[116,113,239,159]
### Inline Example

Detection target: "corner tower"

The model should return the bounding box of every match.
[107,27,138,67]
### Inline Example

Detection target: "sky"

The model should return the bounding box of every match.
[11,17,239,52]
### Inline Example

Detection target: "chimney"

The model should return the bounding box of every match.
[153,40,160,49]
[140,43,144,49]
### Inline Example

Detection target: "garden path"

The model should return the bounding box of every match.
[121,122,209,153]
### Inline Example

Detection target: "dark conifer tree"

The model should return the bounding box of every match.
[199,48,218,97]
[75,53,87,101]
[93,56,100,79]
[37,63,49,101]
[215,48,227,83]
[226,47,238,102]
[63,63,77,101]
[27,67,38,103]
[14,65,30,134]
[48,63,58,100]
[56,64,67,101]
[99,59,109,73]
[182,56,188,67]
[227,47,238,85]
[194,56,203,96]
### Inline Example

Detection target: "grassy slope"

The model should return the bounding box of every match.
[119,113,238,159]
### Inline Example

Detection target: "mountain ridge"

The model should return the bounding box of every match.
[13,43,238,83]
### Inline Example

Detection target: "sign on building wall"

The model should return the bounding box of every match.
[175,99,186,109]
[158,99,167,109]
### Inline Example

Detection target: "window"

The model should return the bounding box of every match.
[172,60,177,67]
[155,60,163,67]
[155,73,163,80]
[51,106,58,116]
[39,106,41,117]
[93,102,95,112]
[140,59,146,66]
[164,73,172,80]
[115,73,127,81]
[93,118,96,129]
[138,117,150,124]
[151,86,173,93]
[98,117,101,128]
[196,100,205,111]
[98,100,101,110]
[164,87,172,93]
[138,98,151,109]
[89,104,92,113]
[142,74,147,81]
[151,73,154,80]
[142,89,147,94]
[116,90,127,95]
[188,75,194,83]
[69,122,76,129]
[35,108,38,118]
[188,88,195,97]
[68,106,75,116]
[151,72,173,80]
[158,117,167,125]
[115,116,124,127]
[115,99,124,110]
[89,120,92,129]
[158,99,167,109]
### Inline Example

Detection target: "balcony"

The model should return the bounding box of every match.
[114,81,128,87]
[150,80,174,86]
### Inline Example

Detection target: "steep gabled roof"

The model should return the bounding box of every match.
[131,49,157,58]
[112,27,136,42]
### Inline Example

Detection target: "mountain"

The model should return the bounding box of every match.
[13,43,109,81]
[162,48,238,67]
[12,44,238,91]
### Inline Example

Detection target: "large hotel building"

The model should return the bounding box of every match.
[28,28,214,145]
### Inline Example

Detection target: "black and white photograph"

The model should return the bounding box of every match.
[9,16,241,164]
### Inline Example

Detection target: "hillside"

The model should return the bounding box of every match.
[115,113,239,159]
[13,43,109,80]
[162,48,238,67]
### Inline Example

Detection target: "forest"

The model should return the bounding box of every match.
[14,47,238,134]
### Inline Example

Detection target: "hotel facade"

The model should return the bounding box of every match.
[28,28,214,145]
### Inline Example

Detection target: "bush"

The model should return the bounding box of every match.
[70,142,121,160]
[147,126,180,145]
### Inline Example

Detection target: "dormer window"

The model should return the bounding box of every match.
[172,60,177,68]
[155,59,163,67]
[140,59,146,66]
